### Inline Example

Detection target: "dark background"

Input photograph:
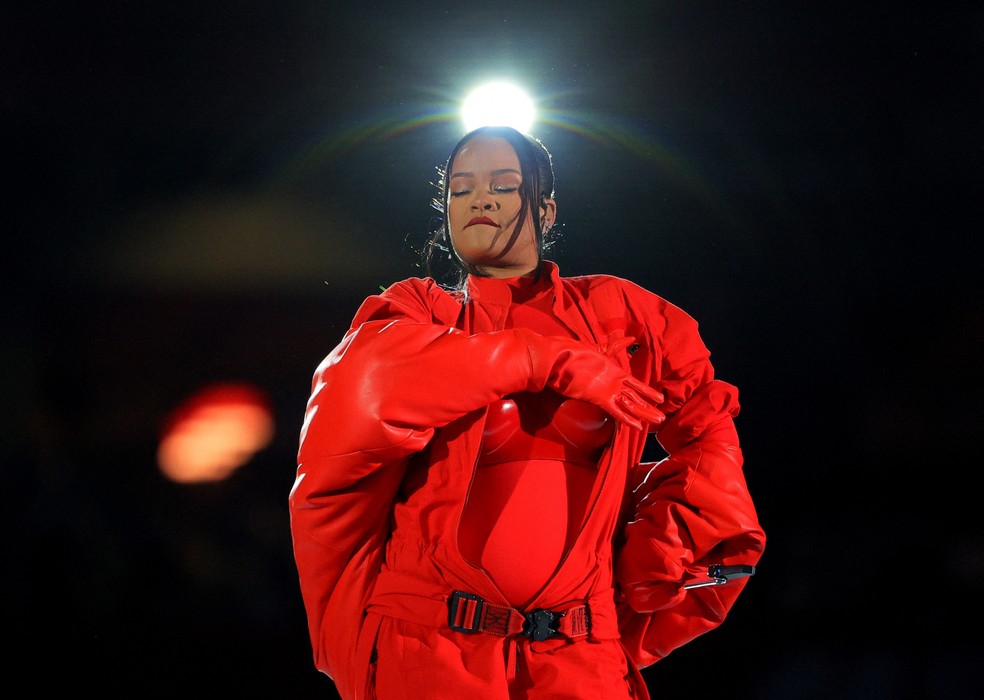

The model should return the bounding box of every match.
[5,2,982,697]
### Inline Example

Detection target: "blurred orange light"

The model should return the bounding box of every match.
[157,383,275,483]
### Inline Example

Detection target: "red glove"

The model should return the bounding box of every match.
[523,331,666,431]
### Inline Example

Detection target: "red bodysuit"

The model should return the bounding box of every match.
[458,274,615,608]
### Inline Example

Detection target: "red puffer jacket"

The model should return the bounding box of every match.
[289,261,765,698]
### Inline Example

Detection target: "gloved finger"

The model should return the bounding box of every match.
[617,387,666,420]
[615,393,666,426]
[602,396,642,430]
[615,411,644,432]
[622,377,665,406]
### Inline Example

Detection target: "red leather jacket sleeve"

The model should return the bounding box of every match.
[614,303,766,668]
[289,280,538,685]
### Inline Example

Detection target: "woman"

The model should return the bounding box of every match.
[289,126,766,699]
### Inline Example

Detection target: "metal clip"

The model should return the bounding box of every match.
[523,609,560,642]
[683,564,757,590]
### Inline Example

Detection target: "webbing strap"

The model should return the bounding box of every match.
[448,590,590,640]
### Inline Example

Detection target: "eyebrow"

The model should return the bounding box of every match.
[449,168,521,179]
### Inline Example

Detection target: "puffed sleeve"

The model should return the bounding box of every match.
[614,299,766,668]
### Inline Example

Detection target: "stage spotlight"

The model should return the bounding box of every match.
[461,81,536,134]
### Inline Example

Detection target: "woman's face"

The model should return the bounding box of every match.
[446,135,555,278]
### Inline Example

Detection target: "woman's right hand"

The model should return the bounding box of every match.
[526,335,665,431]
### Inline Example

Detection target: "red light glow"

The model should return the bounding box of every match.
[157,383,275,483]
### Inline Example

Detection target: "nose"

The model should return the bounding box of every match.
[472,194,498,211]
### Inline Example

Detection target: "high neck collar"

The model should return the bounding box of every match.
[466,262,560,305]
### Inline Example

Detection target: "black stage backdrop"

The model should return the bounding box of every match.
[5,2,981,697]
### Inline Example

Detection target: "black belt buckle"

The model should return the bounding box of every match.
[523,608,560,642]
[448,590,484,634]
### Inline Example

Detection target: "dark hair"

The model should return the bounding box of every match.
[424,126,557,289]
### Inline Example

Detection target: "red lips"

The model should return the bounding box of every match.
[465,216,497,228]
